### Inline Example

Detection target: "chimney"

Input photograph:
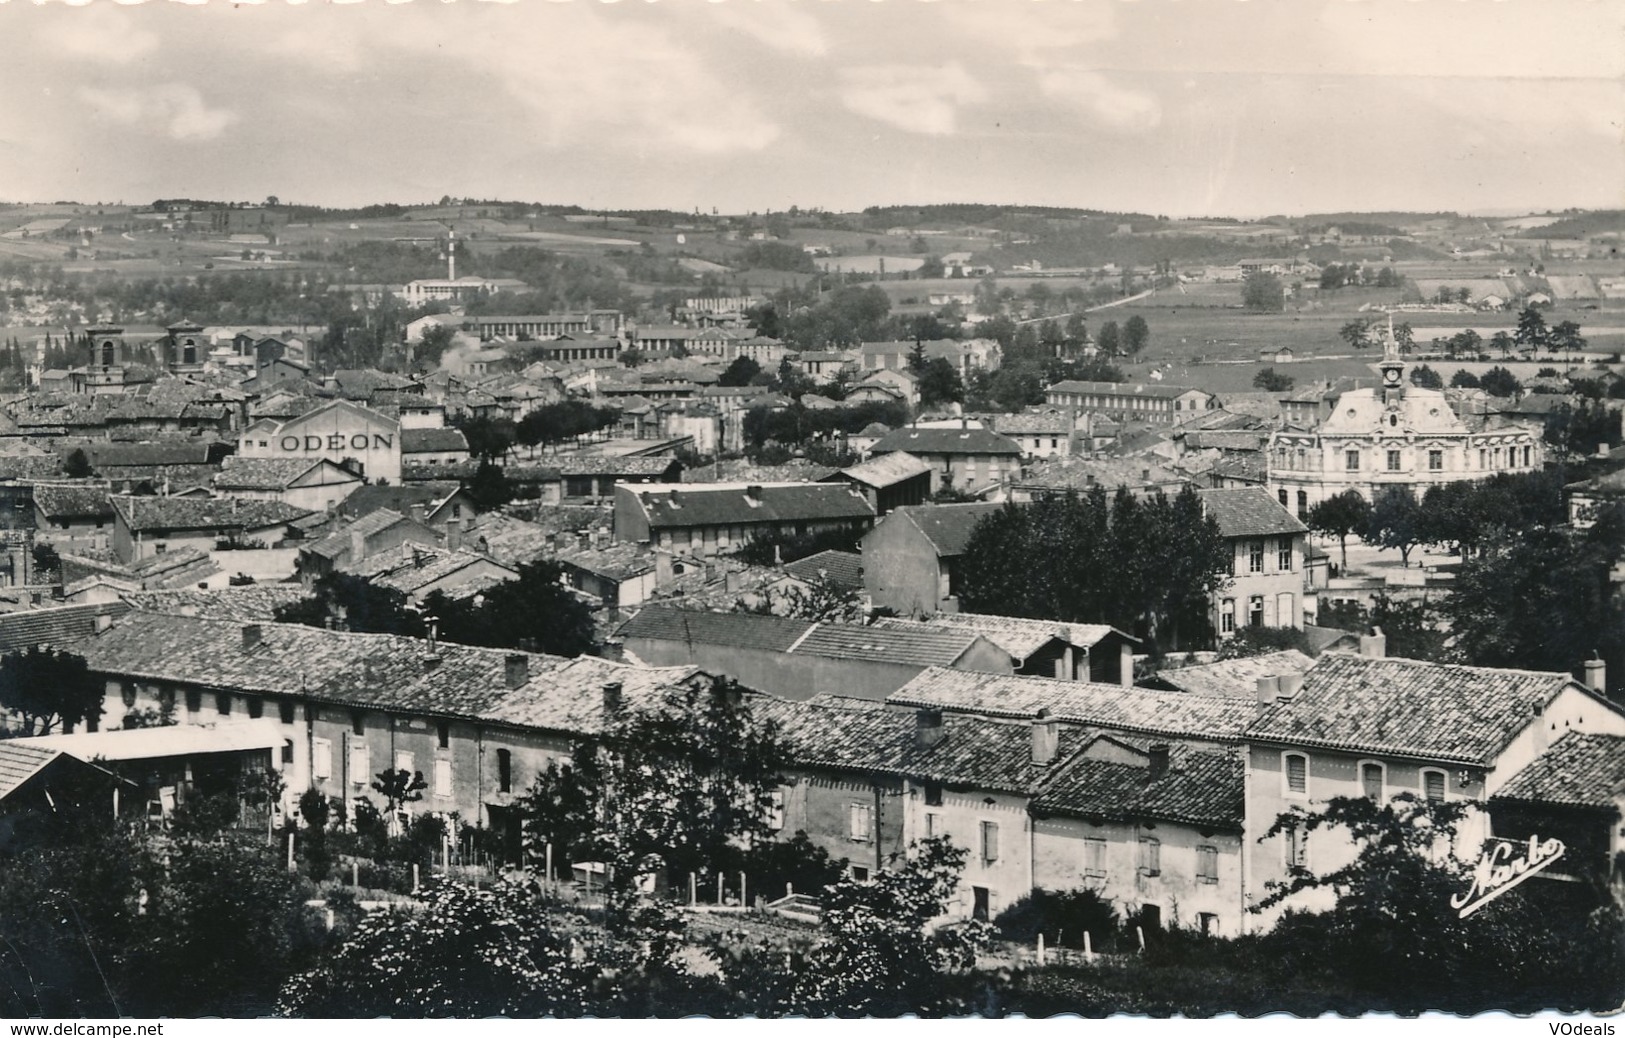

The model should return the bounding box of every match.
[1142,468,1151,482]
[410,502,426,521]
[427,619,439,651]
[446,518,462,551]
[577,530,590,550]
[242,623,263,651]
[1360,626,1387,659]
[504,653,529,689]
[655,549,673,586]
[1277,672,1304,701]
[1148,743,1171,781]
[914,708,945,750]
[423,654,442,672]
[1584,653,1606,695]
[1030,708,1058,765]
[746,484,763,505]
[602,681,624,716]
[349,528,366,563]
[1531,701,1549,755]
[1256,674,1280,706]
[1598,443,1611,459]
[94,611,114,634]
[668,488,682,508]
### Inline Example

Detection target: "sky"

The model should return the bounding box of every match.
[1,0,1622,218]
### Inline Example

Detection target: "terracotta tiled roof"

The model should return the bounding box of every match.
[889,667,1255,742]
[617,606,816,653]
[759,694,1085,795]
[830,451,932,489]
[1157,650,1316,699]
[782,550,864,590]
[110,494,311,534]
[1034,742,1245,830]
[306,509,423,560]
[1492,732,1625,810]
[120,585,314,621]
[870,427,1022,457]
[400,428,470,454]
[0,602,129,652]
[629,482,874,529]
[877,612,1132,660]
[31,482,113,520]
[887,503,1004,556]
[1196,487,1308,538]
[214,457,335,491]
[1245,653,1611,766]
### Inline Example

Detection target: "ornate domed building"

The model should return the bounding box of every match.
[1267,326,1545,518]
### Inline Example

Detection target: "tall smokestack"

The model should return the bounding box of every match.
[447,230,456,281]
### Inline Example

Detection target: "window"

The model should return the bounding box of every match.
[980,820,1000,863]
[1198,912,1219,936]
[1361,762,1385,801]
[395,751,414,776]
[278,699,296,725]
[1138,836,1161,876]
[1523,446,1532,467]
[1278,538,1293,571]
[349,743,369,787]
[924,812,940,839]
[185,689,202,714]
[1423,769,1446,803]
[282,739,294,765]
[497,749,512,793]
[1284,822,1308,870]
[1278,489,1289,509]
[121,683,136,708]
[848,803,873,842]
[215,693,231,716]
[1296,490,1308,519]
[1083,837,1107,878]
[1220,598,1235,634]
[1345,449,1360,471]
[1277,592,1295,627]
[850,865,870,882]
[434,759,452,798]
[1387,449,1401,471]
[1479,448,1489,469]
[1248,540,1264,573]
[351,711,365,736]
[437,722,450,749]
[1248,595,1265,628]
[1196,844,1219,884]
[1284,753,1308,797]
[315,740,333,780]
[923,782,943,807]
[766,790,785,831]
[1429,449,1443,472]
[248,697,264,719]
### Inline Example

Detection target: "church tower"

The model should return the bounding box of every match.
[1378,312,1405,405]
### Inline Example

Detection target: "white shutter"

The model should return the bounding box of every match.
[434,759,452,798]
[313,738,331,780]
[351,743,370,787]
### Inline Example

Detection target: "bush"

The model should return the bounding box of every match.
[994,888,1119,950]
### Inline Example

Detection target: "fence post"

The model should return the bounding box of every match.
[413,863,420,893]
[716,873,723,906]
[1083,931,1094,962]
[690,873,697,907]
[1036,932,1046,966]
[351,861,359,888]
[786,881,793,900]
[286,831,295,872]
[740,871,747,910]
[1136,925,1146,953]
[545,843,554,887]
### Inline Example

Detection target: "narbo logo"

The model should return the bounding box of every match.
[1450,834,1565,918]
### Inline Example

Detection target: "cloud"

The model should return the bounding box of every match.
[1040,69,1161,132]
[941,1,1117,62]
[41,10,160,65]
[838,64,986,135]
[707,0,829,57]
[78,83,237,141]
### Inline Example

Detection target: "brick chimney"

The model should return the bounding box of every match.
[1256,674,1279,706]
[1030,708,1058,765]
[1584,653,1606,695]
[602,681,623,716]
[915,707,945,750]
[1360,626,1386,659]
[504,653,529,689]
[242,623,263,651]
[446,518,462,551]
[1148,743,1170,781]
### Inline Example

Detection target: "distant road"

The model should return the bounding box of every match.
[1014,287,1156,325]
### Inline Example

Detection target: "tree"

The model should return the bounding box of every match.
[1490,330,1516,358]
[1242,272,1285,312]
[425,559,595,657]
[1392,322,1414,353]
[1440,523,1625,695]
[1256,794,1623,1014]
[467,459,515,508]
[416,323,456,367]
[1550,319,1586,361]
[956,488,1230,651]
[1515,305,1548,353]
[1545,399,1622,460]
[1306,490,1371,571]
[776,838,991,1016]
[371,767,428,835]
[1449,369,1480,389]
[1338,320,1372,350]
[751,573,866,623]
[1366,488,1425,568]
[1478,365,1522,398]
[515,677,789,889]
[1214,625,1313,660]
[275,572,426,638]
[1408,364,1443,389]
[0,647,104,735]
[456,416,516,461]
[719,356,761,387]
[1253,367,1294,392]
[1121,315,1149,358]
[916,357,964,409]
[64,447,93,479]
[279,878,599,1017]
[1096,321,1121,356]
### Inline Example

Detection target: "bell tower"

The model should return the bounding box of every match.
[1378,312,1405,404]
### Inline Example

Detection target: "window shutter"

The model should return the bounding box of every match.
[434,759,452,798]
[350,743,369,787]
[981,820,999,863]
[313,738,331,780]
[1286,754,1307,794]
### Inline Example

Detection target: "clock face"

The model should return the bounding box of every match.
[1382,366,1402,387]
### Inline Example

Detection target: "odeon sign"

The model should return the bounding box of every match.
[278,433,395,452]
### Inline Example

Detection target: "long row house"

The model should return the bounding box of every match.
[3,601,1620,939]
